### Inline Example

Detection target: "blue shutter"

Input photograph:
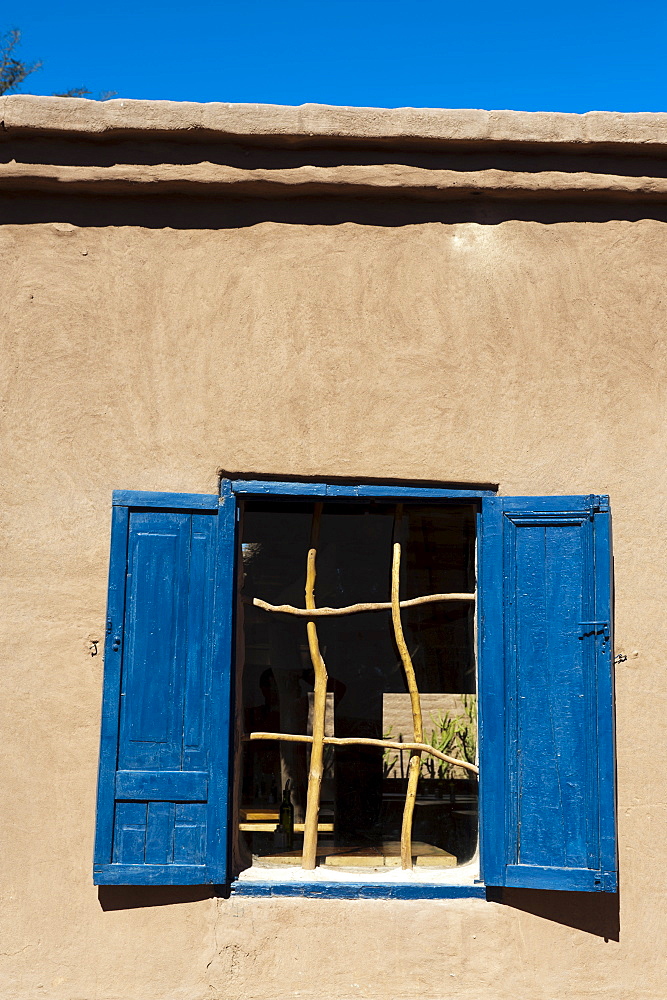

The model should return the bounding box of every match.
[479,495,616,892]
[94,489,236,885]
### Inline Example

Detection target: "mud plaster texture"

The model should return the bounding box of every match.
[1,98,666,1000]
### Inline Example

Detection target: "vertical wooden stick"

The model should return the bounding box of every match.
[301,501,327,870]
[392,505,423,870]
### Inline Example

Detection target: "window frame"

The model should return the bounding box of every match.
[228,479,494,898]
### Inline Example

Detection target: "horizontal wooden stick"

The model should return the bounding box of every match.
[246,731,479,775]
[326,737,479,775]
[239,822,334,833]
[252,592,475,617]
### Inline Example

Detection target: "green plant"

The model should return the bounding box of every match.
[382,726,400,779]
[457,694,477,767]
[422,695,477,780]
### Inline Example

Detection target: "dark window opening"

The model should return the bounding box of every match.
[238,500,478,871]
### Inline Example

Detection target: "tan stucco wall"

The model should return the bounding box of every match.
[1,99,666,1000]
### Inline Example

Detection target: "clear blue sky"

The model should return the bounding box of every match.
[5,1,667,113]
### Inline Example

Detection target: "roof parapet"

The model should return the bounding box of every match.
[3,95,667,153]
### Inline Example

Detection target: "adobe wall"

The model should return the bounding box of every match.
[1,99,665,1000]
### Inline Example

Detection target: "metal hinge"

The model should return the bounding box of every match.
[603,871,617,892]
[589,494,610,513]
[107,620,122,652]
[594,870,617,892]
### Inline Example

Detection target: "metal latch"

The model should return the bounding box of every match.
[579,621,610,640]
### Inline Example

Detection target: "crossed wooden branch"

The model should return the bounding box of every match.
[246,502,479,871]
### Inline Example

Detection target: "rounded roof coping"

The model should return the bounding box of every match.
[3,95,667,151]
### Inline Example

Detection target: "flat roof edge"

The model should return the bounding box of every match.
[3,96,667,151]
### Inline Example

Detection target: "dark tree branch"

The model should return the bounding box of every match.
[0,28,42,96]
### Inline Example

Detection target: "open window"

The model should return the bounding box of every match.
[237,499,478,874]
[93,483,617,894]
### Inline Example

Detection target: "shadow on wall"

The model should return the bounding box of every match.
[98,885,619,940]
[98,885,229,911]
[3,193,667,230]
[5,138,667,176]
[486,887,620,942]
[216,470,499,491]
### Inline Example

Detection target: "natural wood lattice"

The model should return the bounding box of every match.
[245,503,479,870]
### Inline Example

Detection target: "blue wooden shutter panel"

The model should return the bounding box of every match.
[94,491,235,886]
[479,495,617,892]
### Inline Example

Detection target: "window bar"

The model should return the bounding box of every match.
[251,593,475,616]
[248,731,478,773]
[301,501,327,870]
[391,505,423,870]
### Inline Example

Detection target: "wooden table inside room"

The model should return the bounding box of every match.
[239,806,334,834]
